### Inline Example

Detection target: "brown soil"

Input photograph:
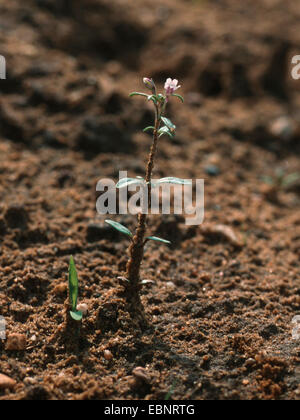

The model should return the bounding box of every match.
[0,0,300,400]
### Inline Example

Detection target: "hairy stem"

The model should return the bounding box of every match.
[125,108,161,292]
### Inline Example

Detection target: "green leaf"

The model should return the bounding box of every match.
[158,126,174,139]
[105,220,133,238]
[171,94,184,103]
[282,172,300,187]
[147,236,171,245]
[147,94,158,105]
[164,380,178,401]
[261,175,275,186]
[275,168,285,179]
[129,92,148,98]
[116,178,145,188]
[157,94,166,103]
[68,256,79,313]
[156,177,192,185]
[143,126,155,133]
[161,117,176,131]
[70,310,83,321]
[140,279,155,285]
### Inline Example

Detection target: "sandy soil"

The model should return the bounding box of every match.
[0,0,299,400]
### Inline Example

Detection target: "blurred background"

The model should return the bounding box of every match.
[1,0,300,154]
[0,0,300,252]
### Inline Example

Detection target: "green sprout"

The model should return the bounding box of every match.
[262,168,300,190]
[68,256,83,321]
[164,379,178,400]
[105,77,187,312]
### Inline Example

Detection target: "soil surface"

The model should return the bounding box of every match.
[0,0,300,400]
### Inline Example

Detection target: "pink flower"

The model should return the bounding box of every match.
[164,78,181,96]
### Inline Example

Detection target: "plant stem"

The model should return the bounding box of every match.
[125,108,161,293]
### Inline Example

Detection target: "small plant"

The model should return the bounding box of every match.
[105,77,185,316]
[262,168,300,202]
[262,168,300,191]
[164,379,178,401]
[68,256,83,321]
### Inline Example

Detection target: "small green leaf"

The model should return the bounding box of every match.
[147,94,158,104]
[161,117,176,131]
[69,256,79,313]
[129,92,148,98]
[157,177,192,185]
[143,126,155,133]
[140,279,155,285]
[164,380,178,401]
[105,220,133,238]
[157,94,166,103]
[171,94,184,103]
[70,310,83,321]
[158,126,174,139]
[147,236,171,245]
[117,276,130,284]
[116,178,145,188]
[282,172,300,187]
[275,168,285,179]
[261,176,275,186]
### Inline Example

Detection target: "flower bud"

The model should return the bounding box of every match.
[143,77,156,93]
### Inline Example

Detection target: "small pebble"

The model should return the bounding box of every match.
[269,116,295,141]
[76,303,88,316]
[132,367,150,383]
[53,283,67,296]
[204,164,220,176]
[104,350,113,361]
[24,377,37,386]
[0,373,16,390]
[6,333,27,351]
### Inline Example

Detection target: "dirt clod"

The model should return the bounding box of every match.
[6,334,27,351]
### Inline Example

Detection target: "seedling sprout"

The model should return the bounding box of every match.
[68,256,83,321]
